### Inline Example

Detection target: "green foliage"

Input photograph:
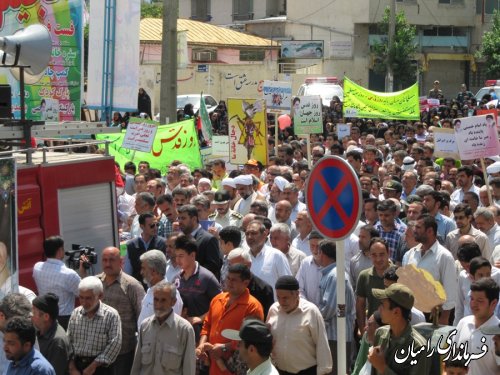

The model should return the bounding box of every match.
[372,8,418,90]
[476,10,500,78]
[141,3,163,19]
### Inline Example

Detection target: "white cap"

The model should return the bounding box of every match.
[273,176,288,192]
[234,174,253,186]
[222,178,236,189]
[487,161,500,175]
[198,178,212,187]
[402,156,416,171]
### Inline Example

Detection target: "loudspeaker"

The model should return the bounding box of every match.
[0,85,11,119]
[0,24,52,84]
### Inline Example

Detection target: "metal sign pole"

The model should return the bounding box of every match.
[336,240,346,375]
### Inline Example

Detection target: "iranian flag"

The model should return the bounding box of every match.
[197,93,213,145]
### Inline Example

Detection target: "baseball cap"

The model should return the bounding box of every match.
[245,159,259,167]
[221,319,272,344]
[481,322,500,335]
[372,283,414,310]
[384,180,403,193]
[213,190,230,204]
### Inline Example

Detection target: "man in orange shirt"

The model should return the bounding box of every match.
[196,264,264,375]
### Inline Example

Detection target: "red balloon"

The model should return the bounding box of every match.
[278,114,292,130]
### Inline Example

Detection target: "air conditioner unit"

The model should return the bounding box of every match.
[192,50,216,62]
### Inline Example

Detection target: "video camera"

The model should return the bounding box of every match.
[65,244,97,270]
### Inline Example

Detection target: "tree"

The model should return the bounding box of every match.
[372,8,418,90]
[141,3,163,18]
[476,10,500,78]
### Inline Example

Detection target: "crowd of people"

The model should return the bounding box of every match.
[4,83,500,375]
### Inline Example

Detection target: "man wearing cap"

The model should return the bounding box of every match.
[382,180,402,201]
[209,190,243,228]
[197,264,264,375]
[428,80,442,99]
[244,160,265,189]
[266,276,332,375]
[368,283,429,375]
[234,174,265,216]
[32,293,72,375]
[222,319,278,375]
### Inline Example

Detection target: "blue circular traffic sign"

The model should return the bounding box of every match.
[305,156,362,240]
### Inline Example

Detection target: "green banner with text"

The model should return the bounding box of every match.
[342,77,420,120]
[97,119,202,173]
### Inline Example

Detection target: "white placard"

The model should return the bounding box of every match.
[122,122,158,152]
[337,123,351,140]
[454,115,500,160]
[212,136,230,156]
[292,95,323,134]
[433,128,459,159]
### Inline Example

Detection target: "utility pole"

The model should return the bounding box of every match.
[385,0,395,92]
[160,0,178,124]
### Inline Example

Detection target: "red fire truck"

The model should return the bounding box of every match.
[10,123,120,291]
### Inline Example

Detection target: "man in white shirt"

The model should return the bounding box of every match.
[33,236,86,329]
[475,207,500,253]
[245,220,292,296]
[292,210,313,256]
[455,277,500,375]
[450,166,481,207]
[403,214,457,324]
[234,174,265,216]
[283,183,306,222]
[266,276,332,375]
[296,231,323,307]
[269,224,305,277]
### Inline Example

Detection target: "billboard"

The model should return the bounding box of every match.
[281,40,324,59]
[0,0,83,121]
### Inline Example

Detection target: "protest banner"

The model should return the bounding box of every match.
[343,77,420,120]
[433,128,460,160]
[337,124,351,140]
[292,96,323,134]
[0,0,83,121]
[262,81,293,114]
[477,109,499,129]
[228,98,268,165]
[122,118,158,152]
[453,115,500,160]
[97,119,202,173]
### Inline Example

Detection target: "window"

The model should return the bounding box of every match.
[239,50,265,61]
[233,0,254,21]
[191,0,210,21]
[438,0,451,3]
[485,0,500,14]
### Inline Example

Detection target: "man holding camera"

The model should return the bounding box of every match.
[33,236,87,330]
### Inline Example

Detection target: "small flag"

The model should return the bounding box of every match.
[198,93,213,145]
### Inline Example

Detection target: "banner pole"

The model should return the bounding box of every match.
[306,135,312,166]
[481,158,494,206]
[275,113,279,157]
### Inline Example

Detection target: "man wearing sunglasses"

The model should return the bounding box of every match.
[124,212,167,290]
